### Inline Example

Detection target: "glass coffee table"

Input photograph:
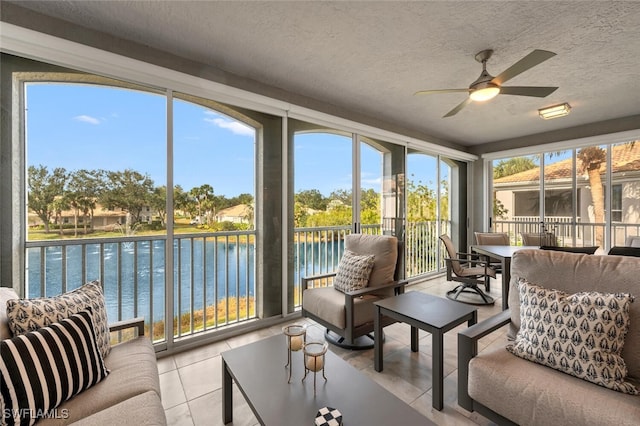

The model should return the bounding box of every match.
[374,292,478,411]
[222,334,433,425]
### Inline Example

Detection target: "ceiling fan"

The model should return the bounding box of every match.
[415,49,558,118]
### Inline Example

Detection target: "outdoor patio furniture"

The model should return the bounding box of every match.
[474,232,509,272]
[440,234,495,306]
[458,249,640,425]
[301,234,406,349]
[520,232,558,247]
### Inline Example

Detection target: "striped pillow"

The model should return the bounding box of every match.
[0,309,109,426]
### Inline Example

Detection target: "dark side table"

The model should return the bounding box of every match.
[374,292,477,411]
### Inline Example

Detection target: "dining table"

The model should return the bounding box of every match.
[469,245,539,310]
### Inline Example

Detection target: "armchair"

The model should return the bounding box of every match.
[301,234,405,349]
[440,234,495,306]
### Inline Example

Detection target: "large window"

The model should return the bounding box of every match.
[491,140,640,250]
[22,75,260,344]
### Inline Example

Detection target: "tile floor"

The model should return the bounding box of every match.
[158,275,508,425]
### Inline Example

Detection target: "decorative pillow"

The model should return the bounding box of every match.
[6,281,111,358]
[0,309,110,426]
[333,250,375,293]
[507,278,638,394]
[608,246,640,257]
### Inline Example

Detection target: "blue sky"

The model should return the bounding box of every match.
[26,84,439,198]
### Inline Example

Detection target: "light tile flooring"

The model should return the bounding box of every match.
[158,275,508,425]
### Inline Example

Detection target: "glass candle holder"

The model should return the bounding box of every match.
[283,324,307,383]
[302,341,328,396]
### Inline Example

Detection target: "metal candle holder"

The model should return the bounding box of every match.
[283,324,307,383]
[302,341,328,396]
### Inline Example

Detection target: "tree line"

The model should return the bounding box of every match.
[293,177,449,228]
[28,165,254,236]
[29,165,450,237]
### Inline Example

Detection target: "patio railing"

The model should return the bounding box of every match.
[494,218,639,247]
[25,221,450,342]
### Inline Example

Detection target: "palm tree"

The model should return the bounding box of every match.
[577,147,606,245]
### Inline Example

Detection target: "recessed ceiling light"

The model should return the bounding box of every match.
[538,103,571,119]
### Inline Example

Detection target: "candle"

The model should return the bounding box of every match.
[306,355,324,372]
[290,335,303,351]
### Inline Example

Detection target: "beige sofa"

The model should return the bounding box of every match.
[458,249,640,425]
[1,287,166,425]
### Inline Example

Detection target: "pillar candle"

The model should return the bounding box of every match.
[290,335,303,351]
[306,355,324,372]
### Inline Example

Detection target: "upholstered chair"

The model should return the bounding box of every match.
[301,234,405,349]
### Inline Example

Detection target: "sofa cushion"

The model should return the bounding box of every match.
[1,287,19,340]
[301,286,380,329]
[6,281,111,359]
[0,310,109,426]
[507,279,637,394]
[508,249,640,379]
[333,250,375,292]
[37,335,161,425]
[469,345,640,426]
[68,390,166,426]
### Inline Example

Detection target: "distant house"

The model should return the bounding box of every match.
[215,204,252,224]
[29,202,155,230]
[494,144,640,227]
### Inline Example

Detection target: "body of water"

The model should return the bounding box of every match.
[26,238,343,324]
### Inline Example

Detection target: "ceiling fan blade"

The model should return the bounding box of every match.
[492,50,556,85]
[500,86,559,97]
[443,98,472,118]
[414,88,469,96]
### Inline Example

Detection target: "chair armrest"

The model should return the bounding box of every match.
[109,317,145,337]
[457,310,511,410]
[301,272,337,290]
[444,256,491,268]
[344,279,408,298]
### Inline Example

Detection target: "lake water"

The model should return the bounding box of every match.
[26,239,344,323]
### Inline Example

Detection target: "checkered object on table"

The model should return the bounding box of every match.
[314,406,342,426]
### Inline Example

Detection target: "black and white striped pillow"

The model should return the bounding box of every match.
[0,309,110,426]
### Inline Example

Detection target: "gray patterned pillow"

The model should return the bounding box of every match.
[333,250,375,293]
[6,281,111,358]
[507,278,637,394]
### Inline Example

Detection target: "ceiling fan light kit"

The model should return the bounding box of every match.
[415,49,559,117]
[469,85,500,101]
[538,102,571,119]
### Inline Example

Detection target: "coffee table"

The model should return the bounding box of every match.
[374,292,477,411]
[222,334,432,425]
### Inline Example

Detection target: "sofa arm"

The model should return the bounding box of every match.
[458,310,511,411]
[109,317,145,337]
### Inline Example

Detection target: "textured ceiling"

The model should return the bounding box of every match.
[6,1,640,148]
